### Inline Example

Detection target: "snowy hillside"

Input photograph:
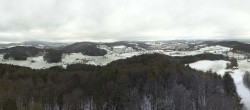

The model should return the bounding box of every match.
[0,45,239,69]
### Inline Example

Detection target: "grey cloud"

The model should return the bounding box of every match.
[0,0,250,42]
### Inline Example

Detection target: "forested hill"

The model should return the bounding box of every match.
[0,42,107,63]
[206,41,250,53]
[107,53,229,66]
[0,46,42,60]
[175,53,229,64]
[62,42,107,56]
[0,54,242,110]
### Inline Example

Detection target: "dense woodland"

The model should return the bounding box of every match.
[233,43,250,53]
[62,42,107,56]
[206,41,250,54]
[0,46,42,60]
[43,49,63,63]
[175,53,229,64]
[243,71,250,90]
[0,54,242,110]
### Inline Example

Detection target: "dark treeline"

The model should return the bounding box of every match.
[43,49,63,63]
[62,42,107,56]
[0,46,42,60]
[232,43,250,53]
[206,41,243,47]
[243,71,250,90]
[206,41,250,53]
[0,54,242,110]
[0,42,107,63]
[175,53,229,64]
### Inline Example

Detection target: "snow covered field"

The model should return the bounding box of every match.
[0,55,61,69]
[190,60,250,110]
[0,51,142,69]
[188,60,229,75]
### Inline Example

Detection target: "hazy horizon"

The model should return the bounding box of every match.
[1,38,250,44]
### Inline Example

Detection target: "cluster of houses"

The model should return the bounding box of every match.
[146,42,189,51]
[112,45,133,54]
[98,45,134,54]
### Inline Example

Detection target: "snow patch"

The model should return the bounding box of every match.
[189,60,229,75]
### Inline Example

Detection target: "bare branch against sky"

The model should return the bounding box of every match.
[0,0,250,42]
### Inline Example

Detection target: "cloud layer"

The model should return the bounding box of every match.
[0,0,250,42]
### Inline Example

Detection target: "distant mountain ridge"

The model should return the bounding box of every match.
[0,41,69,49]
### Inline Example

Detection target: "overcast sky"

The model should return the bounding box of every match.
[0,0,250,42]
